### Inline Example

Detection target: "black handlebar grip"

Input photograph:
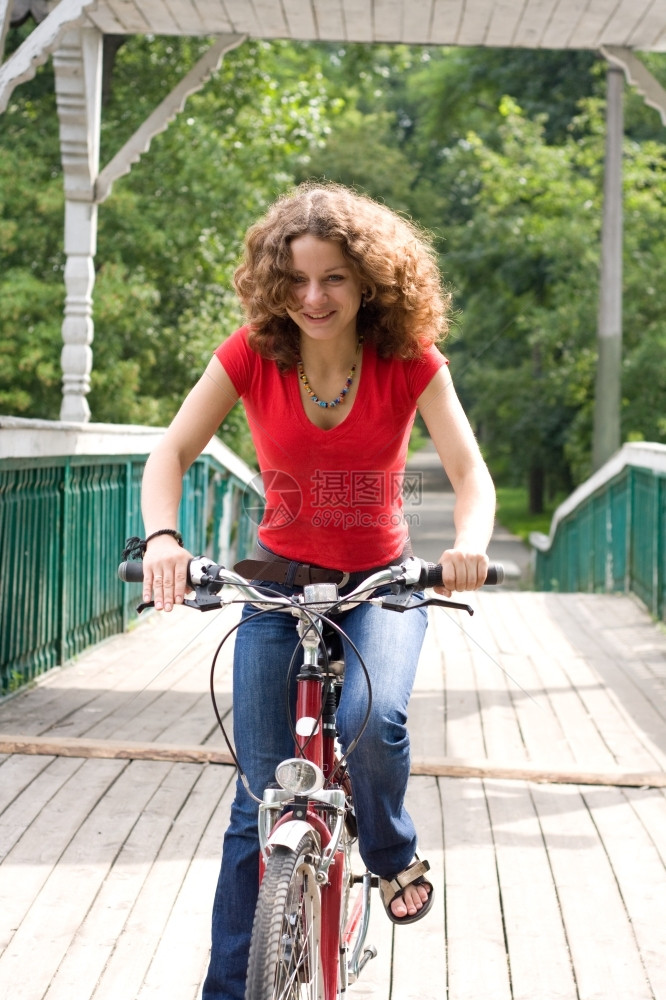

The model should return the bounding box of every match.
[485,564,504,585]
[422,562,446,588]
[118,561,144,583]
[421,561,504,588]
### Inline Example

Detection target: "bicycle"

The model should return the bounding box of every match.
[119,553,503,1000]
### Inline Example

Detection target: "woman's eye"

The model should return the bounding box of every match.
[327,274,344,282]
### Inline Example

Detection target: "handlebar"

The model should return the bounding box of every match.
[118,557,503,588]
[118,556,504,617]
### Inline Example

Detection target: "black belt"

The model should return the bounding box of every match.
[234,540,413,590]
[233,557,348,588]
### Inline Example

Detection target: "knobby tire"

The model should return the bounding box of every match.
[245,832,324,1000]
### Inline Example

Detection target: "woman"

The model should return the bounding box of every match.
[140,182,495,1000]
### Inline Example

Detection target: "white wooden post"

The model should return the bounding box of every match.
[592,64,624,471]
[53,25,102,422]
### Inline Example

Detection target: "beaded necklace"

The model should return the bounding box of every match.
[297,335,364,409]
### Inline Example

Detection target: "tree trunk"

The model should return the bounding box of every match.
[529,464,545,514]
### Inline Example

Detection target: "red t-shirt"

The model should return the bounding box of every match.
[215,327,447,571]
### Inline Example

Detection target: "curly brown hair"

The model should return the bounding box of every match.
[233,182,450,369]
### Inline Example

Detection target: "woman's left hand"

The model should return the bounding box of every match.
[433,549,489,596]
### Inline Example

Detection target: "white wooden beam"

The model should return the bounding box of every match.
[94,32,246,203]
[0,0,98,112]
[0,0,13,64]
[601,44,666,126]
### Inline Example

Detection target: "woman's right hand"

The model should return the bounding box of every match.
[142,536,193,612]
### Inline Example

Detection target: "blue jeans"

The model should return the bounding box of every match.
[202,582,428,1000]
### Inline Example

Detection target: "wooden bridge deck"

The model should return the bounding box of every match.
[1,587,666,1000]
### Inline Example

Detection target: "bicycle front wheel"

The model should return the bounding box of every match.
[245,832,324,1000]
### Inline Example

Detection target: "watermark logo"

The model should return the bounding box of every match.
[241,469,422,530]
[242,470,302,529]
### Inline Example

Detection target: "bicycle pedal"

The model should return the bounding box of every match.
[352,874,379,887]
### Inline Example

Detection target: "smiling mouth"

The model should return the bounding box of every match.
[303,310,335,320]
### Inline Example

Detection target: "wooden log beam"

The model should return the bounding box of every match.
[1,733,664,788]
[0,732,236,766]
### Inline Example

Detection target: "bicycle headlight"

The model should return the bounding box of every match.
[275,758,325,795]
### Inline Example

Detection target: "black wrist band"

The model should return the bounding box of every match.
[122,530,184,560]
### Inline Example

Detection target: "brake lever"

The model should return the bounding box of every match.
[380,593,474,616]
[182,594,224,612]
[135,588,224,615]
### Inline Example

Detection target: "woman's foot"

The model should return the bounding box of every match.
[390,880,431,919]
[379,858,434,925]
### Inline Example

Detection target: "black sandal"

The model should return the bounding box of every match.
[379,857,434,925]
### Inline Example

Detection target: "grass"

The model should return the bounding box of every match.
[495,486,562,542]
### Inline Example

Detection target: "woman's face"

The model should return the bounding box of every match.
[286,235,364,347]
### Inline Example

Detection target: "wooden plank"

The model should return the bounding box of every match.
[85,7,129,33]
[476,592,615,768]
[430,602,487,759]
[581,784,666,997]
[408,610,446,760]
[627,0,666,48]
[0,734,235,766]
[506,0,557,48]
[3,732,664,786]
[137,0,182,34]
[531,782,653,999]
[163,0,209,34]
[497,592,659,770]
[134,767,235,999]
[440,776,512,1000]
[373,0,405,42]
[459,596,534,763]
[605,0,660,49]
[0,758,127,956]
[0,605,235,744]
[496,592,621,766]
[252,0,288,36]
[192,0,235,33]
[0,609,210,735]
[550,594,666,769]
[102,0,151,33]
[484,0,526,46]
[411,756,666,786]
[624,785,666,864]
[90,763,233,1000]
[341,0,373,42]
[312,0,346,40]
[484,779,578,1000]
[400,0,435,44]
[282,0,318,39]
[429,0,464,45]
[457,0,494,45]
[391,775,446,1000]
[43,763,235,1000]
[540,0,587,48]
[0,752,54,814]
[1,759,191,1000]
[0,756,85,863]
[220,0,261,34]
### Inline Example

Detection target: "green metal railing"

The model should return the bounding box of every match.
[532,444,666,620]
[0,448,261,694]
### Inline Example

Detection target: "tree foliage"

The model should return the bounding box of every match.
[1,29,665,500]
